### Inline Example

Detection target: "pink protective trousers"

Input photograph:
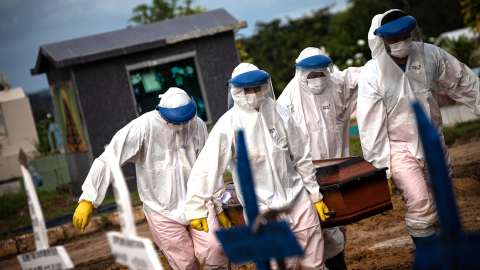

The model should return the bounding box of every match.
[274,198,326,270]
[390,142,438,237]
[144,201,229,270]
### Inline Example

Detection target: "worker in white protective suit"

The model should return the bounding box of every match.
[278,47,362,269]
[185,63,331,270]
[72,87,231,270]
[357,9,480,245]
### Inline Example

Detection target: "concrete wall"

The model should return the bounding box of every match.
[0,96,38,182]
[440,104,478,126]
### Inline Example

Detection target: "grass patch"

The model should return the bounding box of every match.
[349,136,363,157]
[223,171,233,183]
[0,188,142,237]
[443,119,480,146]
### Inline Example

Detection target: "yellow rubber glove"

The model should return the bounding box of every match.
[189,218,209,232]
[73,201,93,232]
[314,200,330,221]
[388,180,393,195]
[217,212,232,229]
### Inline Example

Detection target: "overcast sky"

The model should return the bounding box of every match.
[0,0,348,94]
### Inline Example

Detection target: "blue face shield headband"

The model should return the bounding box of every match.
[157,97,197,124]
[294,55,333,70]
[374,16,417,38]
[228,70,271,88]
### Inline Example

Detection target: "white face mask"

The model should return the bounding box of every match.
[245,92,263,110]
[388,36,413,58]
[307,75,329,94]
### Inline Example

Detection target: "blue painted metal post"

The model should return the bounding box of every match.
[412,102,480,269]
[215,131,304,270]
[412,102,462,234]
[236,131,260,225]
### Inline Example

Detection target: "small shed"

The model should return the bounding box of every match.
[31,9,246,196]
[0,87,38,185]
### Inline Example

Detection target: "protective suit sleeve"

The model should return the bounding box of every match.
[195,118,225,216]
[78,119,145,207]
[276,79,294,108]
[184,122,233,220]
[434,46,480,117]
[211,176,225,215]
[357,66,391,179]
[279,105,322,203]
[339,67,363,116]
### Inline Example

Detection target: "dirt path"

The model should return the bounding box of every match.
[449,139,480,180]
[1,141,479,270]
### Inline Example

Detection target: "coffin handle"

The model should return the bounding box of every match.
[324,207,335,219]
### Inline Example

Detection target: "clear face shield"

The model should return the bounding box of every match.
[382,27,423,59]
[157,98,198,149]
[227,70,276,111]
[228,70,278,130]
[294,55,334,95]
[240,80,275,111]
[375,15,423,60]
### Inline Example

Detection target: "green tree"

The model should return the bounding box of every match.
[442,35,480,67]
[242,8,333,94]
[241,0,465,94]
[461,0,480,34]
[128,0,206,27]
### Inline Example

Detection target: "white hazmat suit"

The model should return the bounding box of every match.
[79,87,229,270]
[185,64,328,269]
[357,10,480,238]
[278,47,362,261]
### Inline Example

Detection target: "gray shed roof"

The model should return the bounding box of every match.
[31,8,246,75]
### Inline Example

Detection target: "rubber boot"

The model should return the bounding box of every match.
[324,251,348,270]
[411,234,436,247]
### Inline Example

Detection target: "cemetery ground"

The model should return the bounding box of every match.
[0,121,479,269]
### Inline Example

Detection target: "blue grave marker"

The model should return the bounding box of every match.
[215,131,304,270]
[412,102,480,269]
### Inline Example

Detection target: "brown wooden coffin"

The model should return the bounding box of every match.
[222,156,392,228]
[314,156,392,228]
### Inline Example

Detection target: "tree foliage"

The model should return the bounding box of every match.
[442,36,480,67]
[128,0,206,27]
[241,0,465,95]
[461,0,480,33]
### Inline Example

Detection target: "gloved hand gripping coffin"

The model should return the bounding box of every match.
[313,156,392,228]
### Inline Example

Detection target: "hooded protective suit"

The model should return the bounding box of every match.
[357,10,480,237]
[185,64,328,269]
[278,47,361,160]
[79,87,228,269]
[278,47,361,260]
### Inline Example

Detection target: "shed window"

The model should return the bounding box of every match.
[128,57,208,123]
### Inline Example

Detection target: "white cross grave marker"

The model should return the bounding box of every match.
[17,165,74,270]
[105,148,164,270]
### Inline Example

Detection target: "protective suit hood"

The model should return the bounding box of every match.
[368,9,406,59]
[278,48,362,160]
[227,63,259,110]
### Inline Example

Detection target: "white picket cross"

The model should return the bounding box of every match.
[105,148,164,270]
[17,165,74,270]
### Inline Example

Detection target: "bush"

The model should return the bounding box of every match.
[443,119,480,146]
